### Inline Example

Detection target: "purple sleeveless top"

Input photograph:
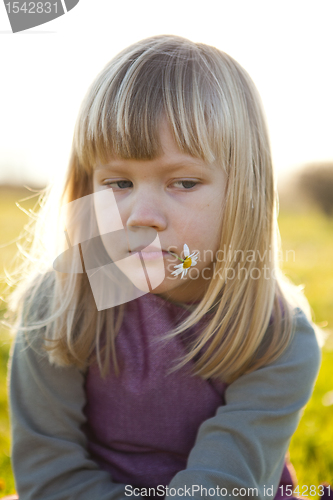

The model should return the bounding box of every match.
[82,293,294,497]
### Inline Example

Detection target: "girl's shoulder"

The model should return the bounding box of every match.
[243,305,322,392]
[264,306,322,382]
[224,306,322,413]
[289,306,324,354]
[9,270,56,353]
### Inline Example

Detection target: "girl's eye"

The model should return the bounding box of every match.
[102,180,198,190]
[103,180,133,189]
[173,180,198,189]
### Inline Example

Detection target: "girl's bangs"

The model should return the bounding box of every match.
[75,42,230,171]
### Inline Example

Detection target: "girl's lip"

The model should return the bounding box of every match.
[129,245,167,252]
[129,250,175,260]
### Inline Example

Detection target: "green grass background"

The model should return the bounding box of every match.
[0,185,332,496]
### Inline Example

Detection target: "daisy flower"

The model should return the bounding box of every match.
[168,244,199,279]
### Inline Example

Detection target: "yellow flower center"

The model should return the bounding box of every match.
[183,257,192,268]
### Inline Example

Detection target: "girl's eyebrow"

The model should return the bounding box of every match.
[95,159,211,172]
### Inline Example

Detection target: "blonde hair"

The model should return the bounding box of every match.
[3,34,313,383]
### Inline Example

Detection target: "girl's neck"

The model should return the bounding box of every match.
[154,293,202,307]
[153,292,219,313]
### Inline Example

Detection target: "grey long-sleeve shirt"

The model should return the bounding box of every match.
[8,295,321,500]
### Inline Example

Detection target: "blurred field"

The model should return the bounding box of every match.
[0,184,332,496]
[0,185,42,495]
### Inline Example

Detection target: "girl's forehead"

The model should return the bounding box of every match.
[93,119,217,172]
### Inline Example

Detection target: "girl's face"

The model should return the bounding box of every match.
[93,120,227,304]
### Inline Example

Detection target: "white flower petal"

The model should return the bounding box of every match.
[173,263,184,269]
[171,269,183,276]
[172,268,184,276]
[183,268,190,278]
[183,244,190,258]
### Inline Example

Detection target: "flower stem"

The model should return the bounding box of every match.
[167,251,184,262]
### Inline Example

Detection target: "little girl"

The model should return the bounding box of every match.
[5,35,327,500]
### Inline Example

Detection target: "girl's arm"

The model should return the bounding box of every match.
[8,329,144,500]
[166,308,321,499]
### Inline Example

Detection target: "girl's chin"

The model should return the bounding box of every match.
[115,268,189,297]
[113,252,181,293]
[113,253,208,300]
[118,273,181,295]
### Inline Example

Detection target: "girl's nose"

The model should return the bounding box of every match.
[126,189,168,231]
